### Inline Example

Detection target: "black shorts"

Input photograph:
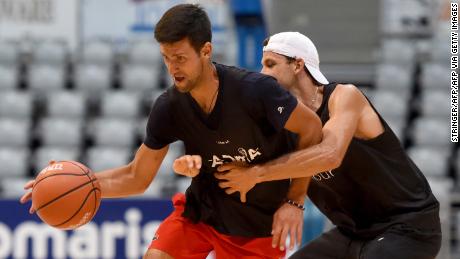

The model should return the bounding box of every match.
[290,225,441,259]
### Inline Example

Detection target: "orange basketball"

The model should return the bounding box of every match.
[32,161,101,230]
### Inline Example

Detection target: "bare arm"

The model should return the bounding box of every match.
[96,144,168,198]
[253,84,367,182]
[20,144,169,212]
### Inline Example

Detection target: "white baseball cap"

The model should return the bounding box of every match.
[263,32,329,85]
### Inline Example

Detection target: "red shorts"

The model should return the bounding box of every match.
[148,193,285,259]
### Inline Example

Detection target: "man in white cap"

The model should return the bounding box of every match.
[212,32,442,258]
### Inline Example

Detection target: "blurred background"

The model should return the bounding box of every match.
[0,0,456,258]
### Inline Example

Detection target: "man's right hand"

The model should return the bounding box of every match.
[173,155,202,177]
[19,179,36,214]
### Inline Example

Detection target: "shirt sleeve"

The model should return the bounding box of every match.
[143,92,178,149]
[243,75,298,132]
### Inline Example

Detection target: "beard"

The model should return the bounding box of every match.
[173,61,205,93]
[174,78,195,93]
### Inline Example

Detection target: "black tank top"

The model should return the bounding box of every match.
[166,64,297,237]
[308,83,441,238]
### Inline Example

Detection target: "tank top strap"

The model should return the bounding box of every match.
[316,83,338,123]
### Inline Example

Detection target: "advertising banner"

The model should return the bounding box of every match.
[0,198,173,259]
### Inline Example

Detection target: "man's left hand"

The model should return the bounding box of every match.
[214,163,258,203]
[271,203,304,251]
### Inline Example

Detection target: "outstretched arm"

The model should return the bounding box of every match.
[97,144,169,198]
[253,84,367,181]
[20,144,169,212]
[215,85,368,190]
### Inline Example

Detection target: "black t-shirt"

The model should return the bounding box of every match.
[309,83,441,238]
[144,63,298,237]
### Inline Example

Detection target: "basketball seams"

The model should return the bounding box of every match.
[66,161,91,178]
[35,178,97,212]
[66,160,100,220]
[91,188,101,221]
[52,188,99,228]
[34,172,89,186]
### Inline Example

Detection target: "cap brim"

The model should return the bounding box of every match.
[306,65,329,85]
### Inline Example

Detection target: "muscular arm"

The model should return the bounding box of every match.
[97,144,168,198]
[97,90,175,198]
[21,144,169,212]
[253,84,367,182]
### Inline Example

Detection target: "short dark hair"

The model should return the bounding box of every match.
[154,4,212,53]
[263,37,322,86]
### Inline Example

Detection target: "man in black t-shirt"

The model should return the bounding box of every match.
[21,6,322,259]
[208,32,442,259]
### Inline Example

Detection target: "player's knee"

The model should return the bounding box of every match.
[143,248,174,259]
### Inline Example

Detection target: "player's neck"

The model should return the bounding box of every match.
[190,62,219,113]
[293,76,323,111]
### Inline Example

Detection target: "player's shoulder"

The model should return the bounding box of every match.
[334,83,360,94]
[331,83,366,102]
[327,83,372,117]
[151,89,174,111]
[155,89,171,103]
[216,63,276,87]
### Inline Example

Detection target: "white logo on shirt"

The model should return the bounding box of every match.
[277,106,284,114]
[312,170,335,181]
[209,147,262,167]
[216,140,230,145]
